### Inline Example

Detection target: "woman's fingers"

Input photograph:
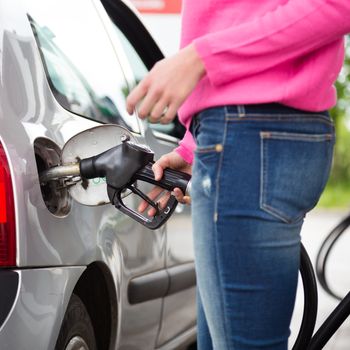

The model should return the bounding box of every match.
[126,44,205,124]
[137,151,193,216]
[146,187,191,217]
[126,80,148,115]
[147,191,171,217]
[173,187,191,204]
[138,186,163,213]
[159,103,178,124]
[148,99,169,123]
[137,88,161,119]
[152,156,170,181]
[138,155,173,214]
[138,186,190,217]
[137,188,172,217]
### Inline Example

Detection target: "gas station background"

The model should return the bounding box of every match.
[130,0,182,56]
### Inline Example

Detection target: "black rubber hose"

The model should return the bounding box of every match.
[315,214,350,301]
[308,291,350,350]
[292,243,318,350]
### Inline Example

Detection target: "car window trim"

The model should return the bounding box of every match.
[151,130,179,145]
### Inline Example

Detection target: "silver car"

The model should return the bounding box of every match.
[0,0,196,349]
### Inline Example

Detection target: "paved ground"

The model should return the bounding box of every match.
[289,209,350,349]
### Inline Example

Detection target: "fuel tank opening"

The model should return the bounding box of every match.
[34,138,71,216]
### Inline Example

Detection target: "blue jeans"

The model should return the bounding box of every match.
[190,104,335,350]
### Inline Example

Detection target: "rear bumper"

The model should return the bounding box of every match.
[0,267,85,350]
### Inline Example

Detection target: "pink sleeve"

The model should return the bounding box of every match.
[193,0,350,86]
[174,129,196,164]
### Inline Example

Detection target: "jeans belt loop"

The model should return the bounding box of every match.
[237,105,246,118]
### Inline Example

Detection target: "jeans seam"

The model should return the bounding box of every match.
[225,112,330,118]
[225,115,333,126]
[261,204,294,224]
[260,135,266,221]
[260,131,333,142]
[213,117,234,350]
[195,146,218,153]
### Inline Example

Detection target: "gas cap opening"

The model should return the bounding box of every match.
[34,138,71,216]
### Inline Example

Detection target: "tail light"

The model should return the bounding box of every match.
[0,142,16,267]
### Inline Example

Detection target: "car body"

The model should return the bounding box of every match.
[0,0,196,349]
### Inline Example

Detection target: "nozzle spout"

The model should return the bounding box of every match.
[39,163,80,183]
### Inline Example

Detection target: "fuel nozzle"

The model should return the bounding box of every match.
[79,136,191,229]
[79,136,153,190]
[39,135,191,229]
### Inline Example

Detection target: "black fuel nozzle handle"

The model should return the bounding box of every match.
[134,163,191,196]
[113,186,179,230]
[115,163,191,230]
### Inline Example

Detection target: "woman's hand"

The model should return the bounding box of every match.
[126,44,205,124]
[138,151,192,217]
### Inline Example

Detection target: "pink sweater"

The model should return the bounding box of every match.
[175,0,350,164]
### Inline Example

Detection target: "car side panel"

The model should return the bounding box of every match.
[0,268,84,350]
[0,1,166,348]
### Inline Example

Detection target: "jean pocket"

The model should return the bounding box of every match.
[196,143,224,154]
[260,131,334,223]
[193,143,223,199]
[194,118,224,160]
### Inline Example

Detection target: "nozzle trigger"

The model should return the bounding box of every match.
[109,185,178,230]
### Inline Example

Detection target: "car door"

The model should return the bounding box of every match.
[99,0,196,346]
[23,0,168,348]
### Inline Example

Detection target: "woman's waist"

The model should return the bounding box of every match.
[178,76,336,128]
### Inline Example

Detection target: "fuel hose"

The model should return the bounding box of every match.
[315,213,350,301]
[292,243,318,350]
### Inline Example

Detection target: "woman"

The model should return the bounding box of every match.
[126,1,350,349]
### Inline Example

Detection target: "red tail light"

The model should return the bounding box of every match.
[0,142,16,267]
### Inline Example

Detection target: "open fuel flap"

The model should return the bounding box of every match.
[39,125,137,206]
[39,124,191,230]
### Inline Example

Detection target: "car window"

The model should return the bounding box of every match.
[110,20,185,139]
[27,0,139,133]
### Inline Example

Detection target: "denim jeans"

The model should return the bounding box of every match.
[190,104,335,350]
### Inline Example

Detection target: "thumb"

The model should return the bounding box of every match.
[152,161,164,181]
[152,155,170,181]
